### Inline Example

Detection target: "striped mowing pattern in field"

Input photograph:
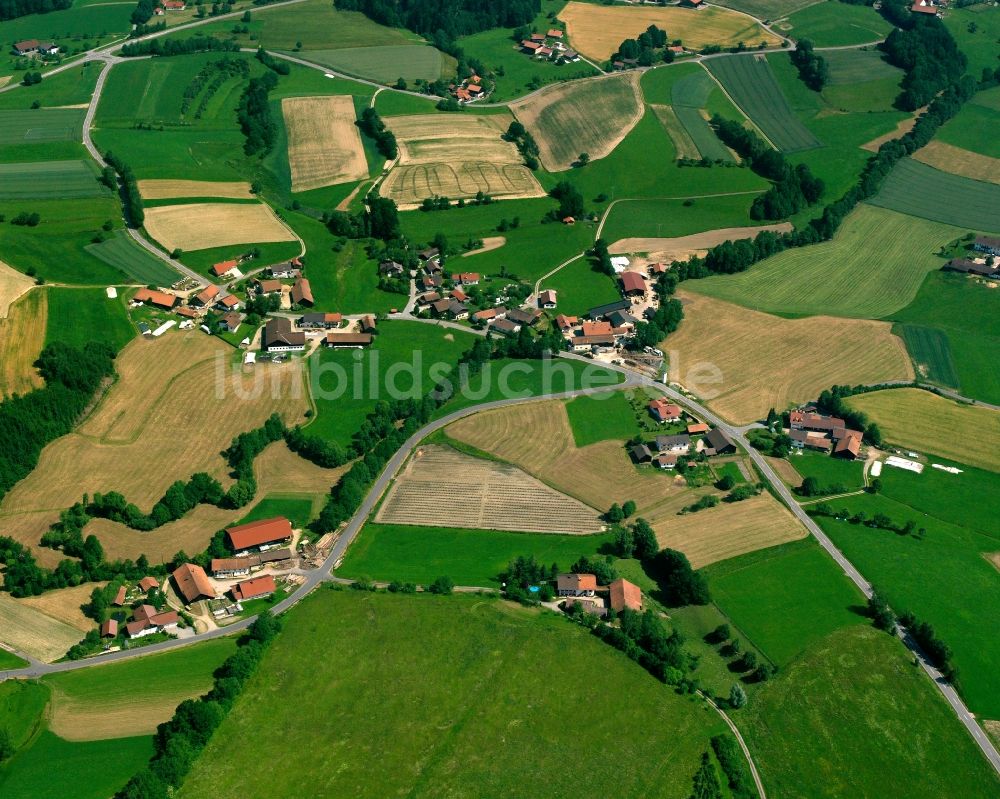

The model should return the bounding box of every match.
[896,323,960,388]
[688,204,963,318]
[669,71,733,162]
[870,158,1000,233]
[822,48,902,86]
[376,445,603,534]
[84,230,179,286]
[0,160,105,200]
[650,105,700,160]
[0,108,86,145]
[705,54,822,152]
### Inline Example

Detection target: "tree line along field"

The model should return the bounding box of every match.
[888,271,1000,405]
[559,1,781,61]
[174,590,728,799]
[870,158,1000,233]
[702,538,1000,798]
[663,290,913,425]
[511,72,644,171]
[846,388,999,472]
[687,204,964,318]
[705,54,822,152]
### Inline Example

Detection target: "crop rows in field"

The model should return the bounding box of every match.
[0,108,85,145]
[897,323,959,388]
[381,162,543,206]
[870,158,1000,232]
[666,71,734,162]
[822,48,902,86]
[0,160,104,200]
[705,54,822,152]
[84,231,180,286]
[376,446,603,534]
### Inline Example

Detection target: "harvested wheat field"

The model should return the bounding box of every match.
[447,398,687,513]
[560,2,781,61]
[255,441,350,495]
[0,593,83,662]
[376,445,603,533]
[665,291,914,424]
[511,73,643,171]
[143,202,297,253]
[609,223,793,259]
[0,288,45,397]
[0,258,35,317]
[380,113,544,206]
[0,333,310,515]
[0,510,65,567]
[765,455,804,487]
[650,493,805,568]
[282,96,368,192]
[913,141,1000,186]
[846,388,1000,472]
[136,179,254,200]
[18,582,106,633]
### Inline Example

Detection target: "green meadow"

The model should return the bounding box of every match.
[85,230,180,285]
[237,495,316,528]
[789,451,864,493]
[538,254,619,317]
[0,62,100,111]
[943,4,1000,76]
[0,107,86,163]
[564,390,637,447]
[935,86,1000,159]
[599,193,762,242]
[0,159,105,200]
[0,681,47,749]
[888,271,1000,404]
[44,287,134,351]
[783,1,891,47]
[176,590,725,799]
[291,44,448,83]
[338,522,614,586]
[306,320,476,445]
[0,648,28,669]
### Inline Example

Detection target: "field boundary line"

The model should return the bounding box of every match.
[697,61,778,150]
[702,692,768,799]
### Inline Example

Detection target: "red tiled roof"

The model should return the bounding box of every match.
[581,320,612,336]
[171,563,215,604]
[226,517,293,551]
[212,259,239,276]
[609,578,642,612]
[113,585,126,606]
[290,278,313,305]
[558,573,598,591]
[138,576,159,592]
[134,288,178,308]
[687,422,710,434]
[101,619,118,637]
[231,575,276,602]
[620,271,646,294]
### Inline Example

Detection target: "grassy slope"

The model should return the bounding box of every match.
[538,254,619,317]
[177,590,725,799]
[935,86,1000,159]
[0,62,100,111]
[307,320,476,445]
[237,495,314,528]
[686,204,961,318]
[886,271,1000,405]
[44,287,134,351]
[338,523,614,586]
[0,681,48,749]
[789,451,864,492]
[783,1,891,47]
[942,5,1000,77]
[600,193,761,242]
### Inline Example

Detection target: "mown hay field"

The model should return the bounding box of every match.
[913,140,1000,187]
[869,158,1000,233]
[84,230,179,286]
[608,222,792,259]
[705,54,822,152]
[143,202,298,253]
[18,582,105,633]
[45,638,237,741]
[376,445,603,533]
[0,593,83,662]
[511,73,643,171]
[665,291,914,424]
[380,113,544,206]
[0,289,45,397]
[651,493,805,568]
[669,69,735,162]
[254,440,350,497]
[897,324,960,388]
[447,397,690,514]
[650,104,700,161]
[846,388,1000,472]
[137,179,253,200]
[559,2,781,60]
[688,205,962,318]
[297,44,449,83]
[0,333,310,515]
[282,96,368,192]
[0,258,35,317]
[0,160,105,200]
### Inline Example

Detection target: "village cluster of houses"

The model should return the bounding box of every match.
[629,398,736,468]
[558,573,643,617]
[944,235,1000,279]
[788,408,863,460]
[520,29,582,64]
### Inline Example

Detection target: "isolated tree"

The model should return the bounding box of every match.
[799,476,820,497]
[429,575,454,595]
[577,152,590,166]
[717,474,736,491]
[728,683,747,709]
[606,503,625,523]
[614,525,635,558]
[868,590,896,634]
[632,518,658,561]
[710,623,730,644]
[622,499,637,518]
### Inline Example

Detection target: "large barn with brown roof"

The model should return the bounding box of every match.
[171,562,215,604]
[226,516,293,553]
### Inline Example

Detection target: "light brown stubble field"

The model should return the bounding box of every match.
[608,223,793,259]
[511,72,644,171]
[0,594,84,662]
[282,96,369,192]
[0,288,45,397]
[143,202,297,252]
[664,291,914,424]
[559,2,781,61]
[137,179,254,199]
[913,140,1000,186]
